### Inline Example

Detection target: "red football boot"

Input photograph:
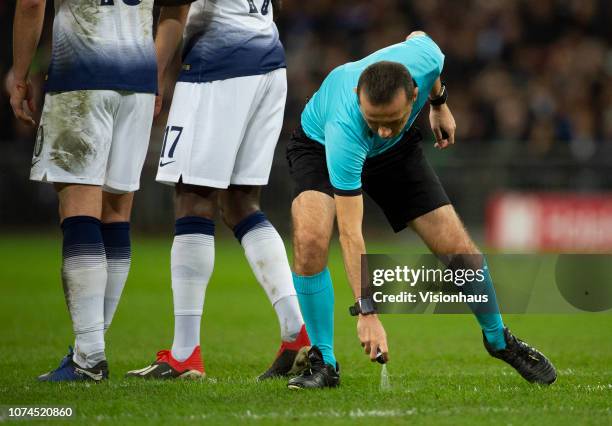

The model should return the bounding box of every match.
[257,325,311,380]
[126,346,205,379]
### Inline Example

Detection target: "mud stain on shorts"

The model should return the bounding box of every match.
[48,91,96,174]
[51,130,95,173]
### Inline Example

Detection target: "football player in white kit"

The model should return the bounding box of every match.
[9,0,156,381]
[126,0,311,380]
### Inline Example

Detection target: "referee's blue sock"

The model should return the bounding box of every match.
[461,258,506,350]
[292,267,336,367]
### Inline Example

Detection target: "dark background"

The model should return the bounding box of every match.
[1,0,611,238]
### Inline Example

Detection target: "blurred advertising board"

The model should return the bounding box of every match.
[486,193,612,251]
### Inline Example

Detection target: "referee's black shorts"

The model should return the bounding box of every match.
[286,125,451,233]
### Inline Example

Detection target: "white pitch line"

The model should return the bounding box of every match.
[235,408,419,420]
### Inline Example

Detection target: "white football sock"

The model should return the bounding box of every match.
[171,233,214,361]
[101,222,131,332]
[273,295,304,341]
[103,263,130,332]
[172,315,201,361]
[61,217,107,368]
[239,216,304,341]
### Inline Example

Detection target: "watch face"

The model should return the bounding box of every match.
[359,298,376,314]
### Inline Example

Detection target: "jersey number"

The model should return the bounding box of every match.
[246,0,270,15]
[160,126,183,165]
[100,0,142,6]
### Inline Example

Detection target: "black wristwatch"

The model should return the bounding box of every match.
[429,83,447,106]
[349,297,377,316]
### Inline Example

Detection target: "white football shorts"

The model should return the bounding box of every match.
[155,68,287,188]
[30,90,155,193]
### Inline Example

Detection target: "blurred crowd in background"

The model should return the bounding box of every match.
[0,0,611,231]
[276,0,612,159]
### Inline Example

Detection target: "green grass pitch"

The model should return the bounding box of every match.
[0,235,610,425]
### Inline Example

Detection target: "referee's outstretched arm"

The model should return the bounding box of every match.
[335,193,390,363]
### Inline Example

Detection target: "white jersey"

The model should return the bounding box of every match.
[179,0,285,83]
[46,0,157,93]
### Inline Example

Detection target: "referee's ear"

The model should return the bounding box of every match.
[412,87,418,103]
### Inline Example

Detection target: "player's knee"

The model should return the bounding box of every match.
[56,184,103,220]
[293,231,329,275]
[220,201,259,229]
[219,187,261,229]
[431,229,480,257]
[102,192,133,223]
[178,202,215,220]
[175,193,216,219]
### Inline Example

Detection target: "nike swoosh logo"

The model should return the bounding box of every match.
[161,370,172,376]
[31,159,41,167]
[75,367,104,381]
[159,160,176,167]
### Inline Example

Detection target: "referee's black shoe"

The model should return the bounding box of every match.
[484,328,556,385]
[287,346,339,389]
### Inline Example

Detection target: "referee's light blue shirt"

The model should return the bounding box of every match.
[301,35,444,193]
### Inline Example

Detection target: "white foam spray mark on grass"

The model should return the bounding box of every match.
[380,364,391,391]
[235,409,417,420]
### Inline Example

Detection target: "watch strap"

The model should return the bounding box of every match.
[349,297,377,316]
[429,83,448,106]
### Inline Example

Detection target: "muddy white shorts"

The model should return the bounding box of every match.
[30,90,155,193]
[155,68,287,188]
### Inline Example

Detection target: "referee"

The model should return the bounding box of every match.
[285,32,556,389]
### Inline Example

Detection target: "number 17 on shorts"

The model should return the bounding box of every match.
[159,126,183,168]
